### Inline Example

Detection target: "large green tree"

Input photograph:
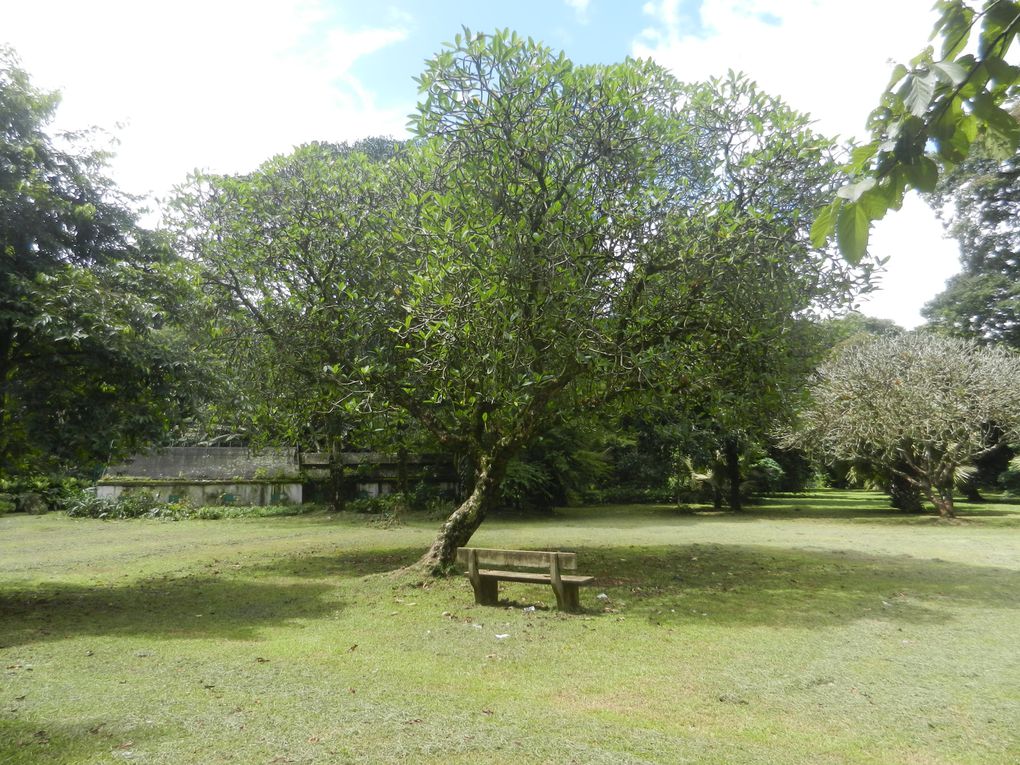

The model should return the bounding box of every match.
[0,48,202,474]
[181,31,867,572]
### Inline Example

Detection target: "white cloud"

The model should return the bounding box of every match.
[635,0,936,140]
[2,0,411,211]
[634,0,961,328]
[565,0,592,22]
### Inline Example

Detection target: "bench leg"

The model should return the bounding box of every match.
[471,577,499,606]
[551,583,580,612]
[551,582,581,612]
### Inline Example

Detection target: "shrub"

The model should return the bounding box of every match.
[747,457,785,494]
[999,467,1020,496]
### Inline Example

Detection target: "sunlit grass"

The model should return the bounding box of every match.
[1,491,1018,764]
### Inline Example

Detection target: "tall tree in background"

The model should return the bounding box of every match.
[923,105,1020,345]
[171,139,417,507]
[0,48,202,475]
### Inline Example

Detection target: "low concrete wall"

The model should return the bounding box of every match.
[97,482,302,506]
[104,447,300,481]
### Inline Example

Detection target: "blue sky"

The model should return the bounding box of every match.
[339,0,679,108]
[3,0,965,327]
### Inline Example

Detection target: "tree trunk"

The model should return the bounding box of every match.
[396,446,409,496]
[931,493,956,518]
[924,480,956,519]
[0,322,14,474]
[328,441,347,512]
[414,452,510,575]
[723,437,742,512]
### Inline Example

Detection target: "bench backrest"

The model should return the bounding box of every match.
[456,547,577,570]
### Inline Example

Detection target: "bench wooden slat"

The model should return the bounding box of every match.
[455,547,577,569]
[476,569,594,585]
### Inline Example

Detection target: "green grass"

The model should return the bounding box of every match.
[1,490,1019,764]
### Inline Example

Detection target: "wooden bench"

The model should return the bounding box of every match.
[456,547,594,612]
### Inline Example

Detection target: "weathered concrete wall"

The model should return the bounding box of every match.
[97,482,302,506]
[104,447,300,481]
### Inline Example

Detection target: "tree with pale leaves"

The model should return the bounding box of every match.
[785,332,1020,517]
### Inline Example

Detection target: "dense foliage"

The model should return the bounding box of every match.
[0,48,203,476]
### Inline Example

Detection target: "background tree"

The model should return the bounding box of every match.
[923,105,1020,346]
[0,47,203,475]
[170,139,411,507]
[784,332,1020,517]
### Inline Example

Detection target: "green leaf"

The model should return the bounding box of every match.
[857,186,891,220]
[837,202,870,266]
[936,3,974,59]
[848,142,879,173]
[905,72,937,117]
[933,61,967,85]
[810,201,840,249]
[984,57,1020,87]
[886,63,909,91]
[971,94,1020,154]
[906,157,939,193]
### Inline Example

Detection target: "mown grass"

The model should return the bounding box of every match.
[1,491,1018,764]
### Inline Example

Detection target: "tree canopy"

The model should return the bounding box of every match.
[0,47,203,475]
[177,30,869,571]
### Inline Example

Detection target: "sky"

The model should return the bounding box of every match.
[3,0,966,328]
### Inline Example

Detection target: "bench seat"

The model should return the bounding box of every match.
[476,569,595,586]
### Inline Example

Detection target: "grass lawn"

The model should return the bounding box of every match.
[1,490,1019,764]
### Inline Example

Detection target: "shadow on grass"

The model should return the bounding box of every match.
[0,715,155,765]
[578,544,1020,627]
[0,575,340,649]
[253,547,422,578]
[3,541,1018,645]
[0,546,430,649]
